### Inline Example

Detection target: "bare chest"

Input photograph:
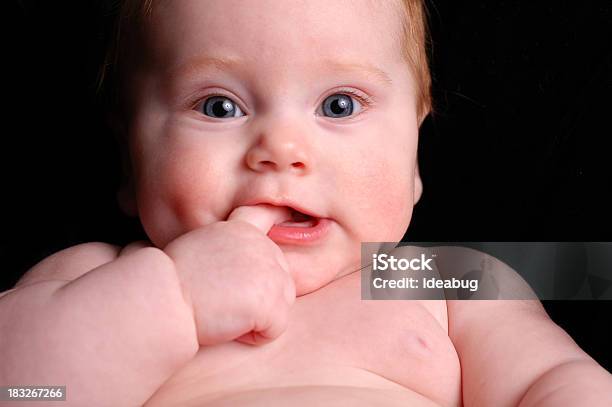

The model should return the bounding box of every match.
[146,274,461,406]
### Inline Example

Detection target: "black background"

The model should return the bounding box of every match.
[2,1,611,371]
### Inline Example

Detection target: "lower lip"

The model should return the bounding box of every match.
[268,218,332,245]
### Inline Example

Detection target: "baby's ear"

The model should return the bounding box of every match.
[107,112,138,217]
[413,162,423,205]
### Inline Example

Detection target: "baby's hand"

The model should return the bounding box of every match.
[164,205,296,346]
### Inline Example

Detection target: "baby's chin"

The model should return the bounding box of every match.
[283,248,361,296]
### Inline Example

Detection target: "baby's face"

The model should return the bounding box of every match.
[125,0,422,295]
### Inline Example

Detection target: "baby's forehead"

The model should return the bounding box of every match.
[142,0,407,76]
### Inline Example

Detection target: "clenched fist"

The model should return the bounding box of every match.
[164,204,296,346]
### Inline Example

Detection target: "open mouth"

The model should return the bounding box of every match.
[276,208,318,228]
[268,205,331,244]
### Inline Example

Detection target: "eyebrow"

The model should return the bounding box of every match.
[326,60,394,86]
[169,55,393,87]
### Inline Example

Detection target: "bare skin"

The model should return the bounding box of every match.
[3,207,611,406]
[1,206,459,406]
[2,0,611,405]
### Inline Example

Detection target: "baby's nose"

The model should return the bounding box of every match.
[245,118,313,174]
[246,139,309,174]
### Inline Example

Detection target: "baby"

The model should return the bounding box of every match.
[1,0,611,406]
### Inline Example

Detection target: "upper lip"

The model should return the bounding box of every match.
[237,198,323,220]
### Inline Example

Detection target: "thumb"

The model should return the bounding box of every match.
[227,204,292,234]
[227,204,291,273]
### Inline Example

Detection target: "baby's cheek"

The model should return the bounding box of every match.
[136,144,228,245]
[163,154,225,227]
[346,150,415,241]
[370,167,413,240]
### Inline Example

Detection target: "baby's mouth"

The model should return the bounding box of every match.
[276,208,318,228]
[266,205,331,244]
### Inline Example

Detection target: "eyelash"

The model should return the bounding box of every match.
[190,88,375,116]
[332,88,375,111]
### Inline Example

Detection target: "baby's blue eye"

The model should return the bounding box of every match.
[198,92,363,119]
[201,96,244,118]
[321,93,362,118]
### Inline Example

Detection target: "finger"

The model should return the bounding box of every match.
[275,249,290,274]
[236,298,290,346]
[235,331,274,346]
[256,297,290,342]
[228,204,292,234]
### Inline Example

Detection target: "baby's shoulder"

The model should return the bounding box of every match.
[15,242,123,288]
